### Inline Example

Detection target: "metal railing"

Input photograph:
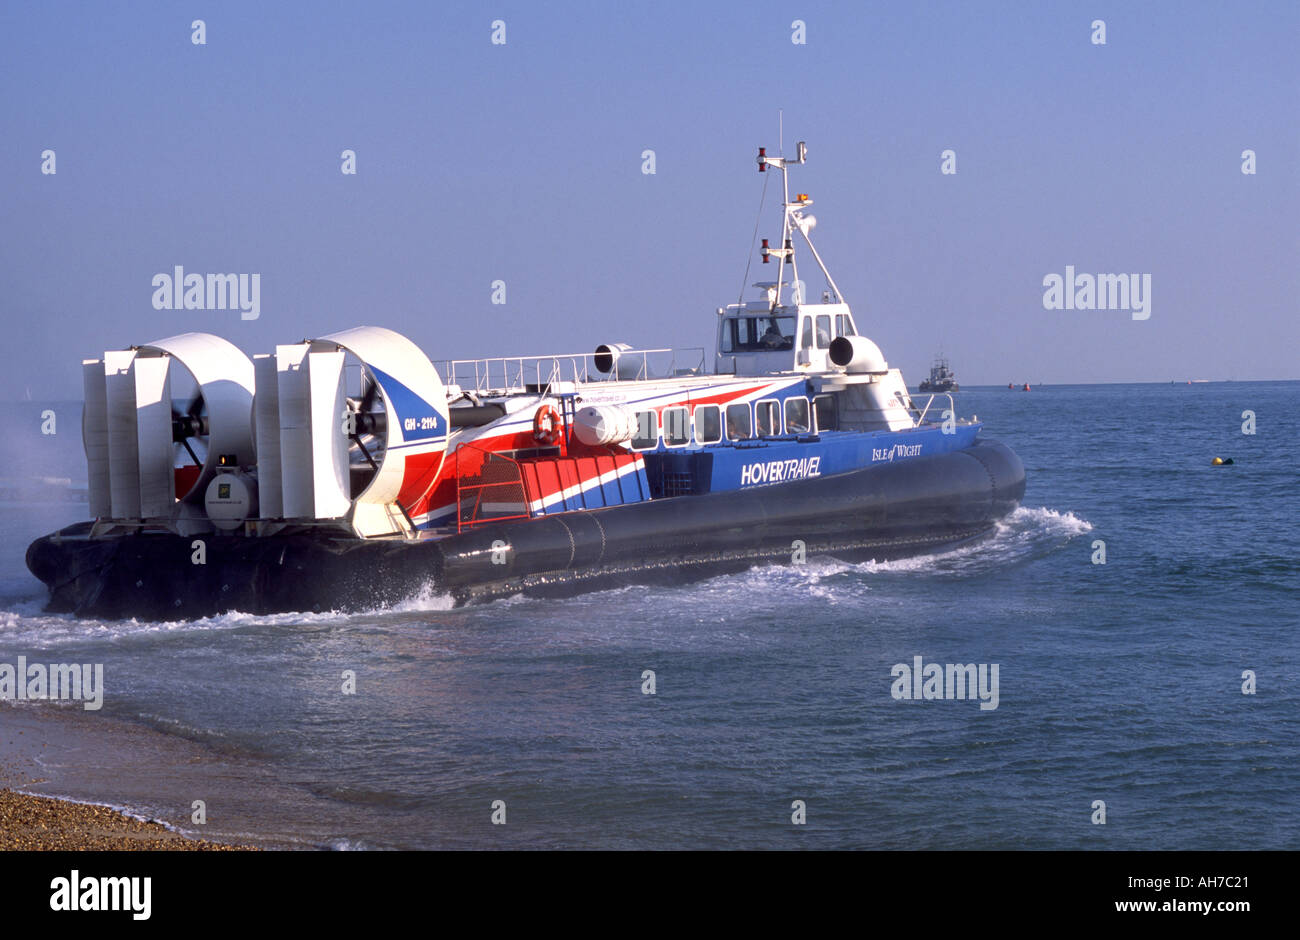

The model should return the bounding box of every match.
[433,347,706,398]
[915,392,955,426]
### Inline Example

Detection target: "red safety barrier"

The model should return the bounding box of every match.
[448,443,530,532]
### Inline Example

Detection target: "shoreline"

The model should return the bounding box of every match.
[0,787,255,851]
[0,701,365,851]
[0,701,263,850]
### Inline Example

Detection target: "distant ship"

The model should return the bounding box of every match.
[918,355,958,393]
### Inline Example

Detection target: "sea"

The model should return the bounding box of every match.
[0,382,1296,850]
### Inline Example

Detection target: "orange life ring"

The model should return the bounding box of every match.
[533,404,562,444]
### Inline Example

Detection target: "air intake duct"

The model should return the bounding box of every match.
[593,343,649,380]
[829,335,889,374]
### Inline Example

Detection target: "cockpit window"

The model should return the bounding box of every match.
[724,316,796,353]
[815,315,832,348]
[836,314,855,337]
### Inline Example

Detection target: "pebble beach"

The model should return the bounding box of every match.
[0,788,252,851]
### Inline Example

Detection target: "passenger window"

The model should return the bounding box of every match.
[694,404,721,444]
[755,400,780,437]
[800,317,813,350]
[725,403,752,440]
[785,397,810,433]
[813,394,838,432]
[815,315,832,348]
[663,407,690,446]
[631,410,658,449]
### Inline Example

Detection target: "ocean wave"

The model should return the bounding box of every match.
[370,581,456,614]
[0,507,1091,640]
[697,505,1092,593]
[0,584,459,648]
[0,604,354,650]
[849,505,1093,575]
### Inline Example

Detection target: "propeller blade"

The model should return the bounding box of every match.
[359,376,379,414]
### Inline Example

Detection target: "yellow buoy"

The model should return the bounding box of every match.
[1211,457,1223,466]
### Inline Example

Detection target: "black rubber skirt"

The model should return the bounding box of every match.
[27,439,1025,619]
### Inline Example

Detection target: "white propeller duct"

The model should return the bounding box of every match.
[273,342,351,521]
[257,326,449,536]
[82,333,255,522]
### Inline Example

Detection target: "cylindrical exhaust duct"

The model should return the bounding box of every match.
[593,343,648,380]
[829,335,888,373]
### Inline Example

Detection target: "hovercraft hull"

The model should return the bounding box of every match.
[26,439,1024,619]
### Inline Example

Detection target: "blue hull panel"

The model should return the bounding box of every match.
[643,424,982,498]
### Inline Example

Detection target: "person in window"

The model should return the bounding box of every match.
[726,409,749,440]
[760,321,785,349]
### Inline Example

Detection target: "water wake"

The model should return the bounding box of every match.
[0,508,1089,643]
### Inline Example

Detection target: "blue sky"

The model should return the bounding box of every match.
[2,0,1296,396]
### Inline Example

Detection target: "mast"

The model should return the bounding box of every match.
[756,141,844,310]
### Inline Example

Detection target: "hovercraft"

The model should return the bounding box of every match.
[27,143,1025,618]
